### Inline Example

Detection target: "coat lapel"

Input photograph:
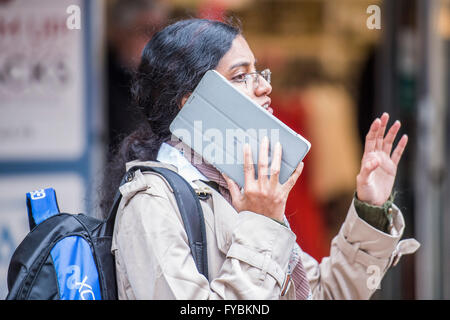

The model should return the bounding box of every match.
[194,180,238,255]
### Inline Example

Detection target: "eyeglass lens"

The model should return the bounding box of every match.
[246,69,271,90]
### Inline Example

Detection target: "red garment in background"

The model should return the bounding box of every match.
[198,2,226,21]
[271,93,329,262]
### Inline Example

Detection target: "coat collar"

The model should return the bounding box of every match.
[125,159,178,173]
[156,142,209,183]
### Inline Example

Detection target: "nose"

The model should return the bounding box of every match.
[254,76,272,97]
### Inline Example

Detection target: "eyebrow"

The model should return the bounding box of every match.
[228,60,258,71]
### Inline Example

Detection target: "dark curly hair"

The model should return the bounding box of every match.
[98,18,241,218]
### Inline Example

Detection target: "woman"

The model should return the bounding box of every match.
[102,18,419,299]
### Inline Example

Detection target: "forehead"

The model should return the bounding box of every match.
[215,35,256,71]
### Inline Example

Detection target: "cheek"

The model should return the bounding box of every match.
[234,85,257,101]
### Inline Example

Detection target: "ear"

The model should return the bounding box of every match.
[180,93,191,109]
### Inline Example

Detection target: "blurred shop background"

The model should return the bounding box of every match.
[0,0,449,299]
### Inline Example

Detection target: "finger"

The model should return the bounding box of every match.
[376,113,389,150]
[243,143,255,189]
[269,141,282,187]
[222,172,241,202]
[282,161,304,193]
[364,118,381,155]
[391,134,408,166]
[258,136,269,182]
[358,158,380,182]
[382,120,401,155]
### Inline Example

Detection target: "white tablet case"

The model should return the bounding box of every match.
[169,70,311,188]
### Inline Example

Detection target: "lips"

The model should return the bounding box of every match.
[261,99,273,114]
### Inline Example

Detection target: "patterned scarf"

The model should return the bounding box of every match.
[165,138,311,299]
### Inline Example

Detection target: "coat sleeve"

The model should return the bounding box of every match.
[299,199,420,300]
[113,182,297,300]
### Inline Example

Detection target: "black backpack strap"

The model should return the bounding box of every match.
[105,165,209,280]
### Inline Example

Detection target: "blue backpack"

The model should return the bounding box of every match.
[6,165,209,300]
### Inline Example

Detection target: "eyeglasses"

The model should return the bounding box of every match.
[231,69,271,91]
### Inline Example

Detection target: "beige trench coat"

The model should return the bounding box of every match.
[111,160,420,300]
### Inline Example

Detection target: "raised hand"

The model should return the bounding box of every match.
[356,112,408,206]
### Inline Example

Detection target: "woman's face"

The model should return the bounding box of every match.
[215,35,273,114]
